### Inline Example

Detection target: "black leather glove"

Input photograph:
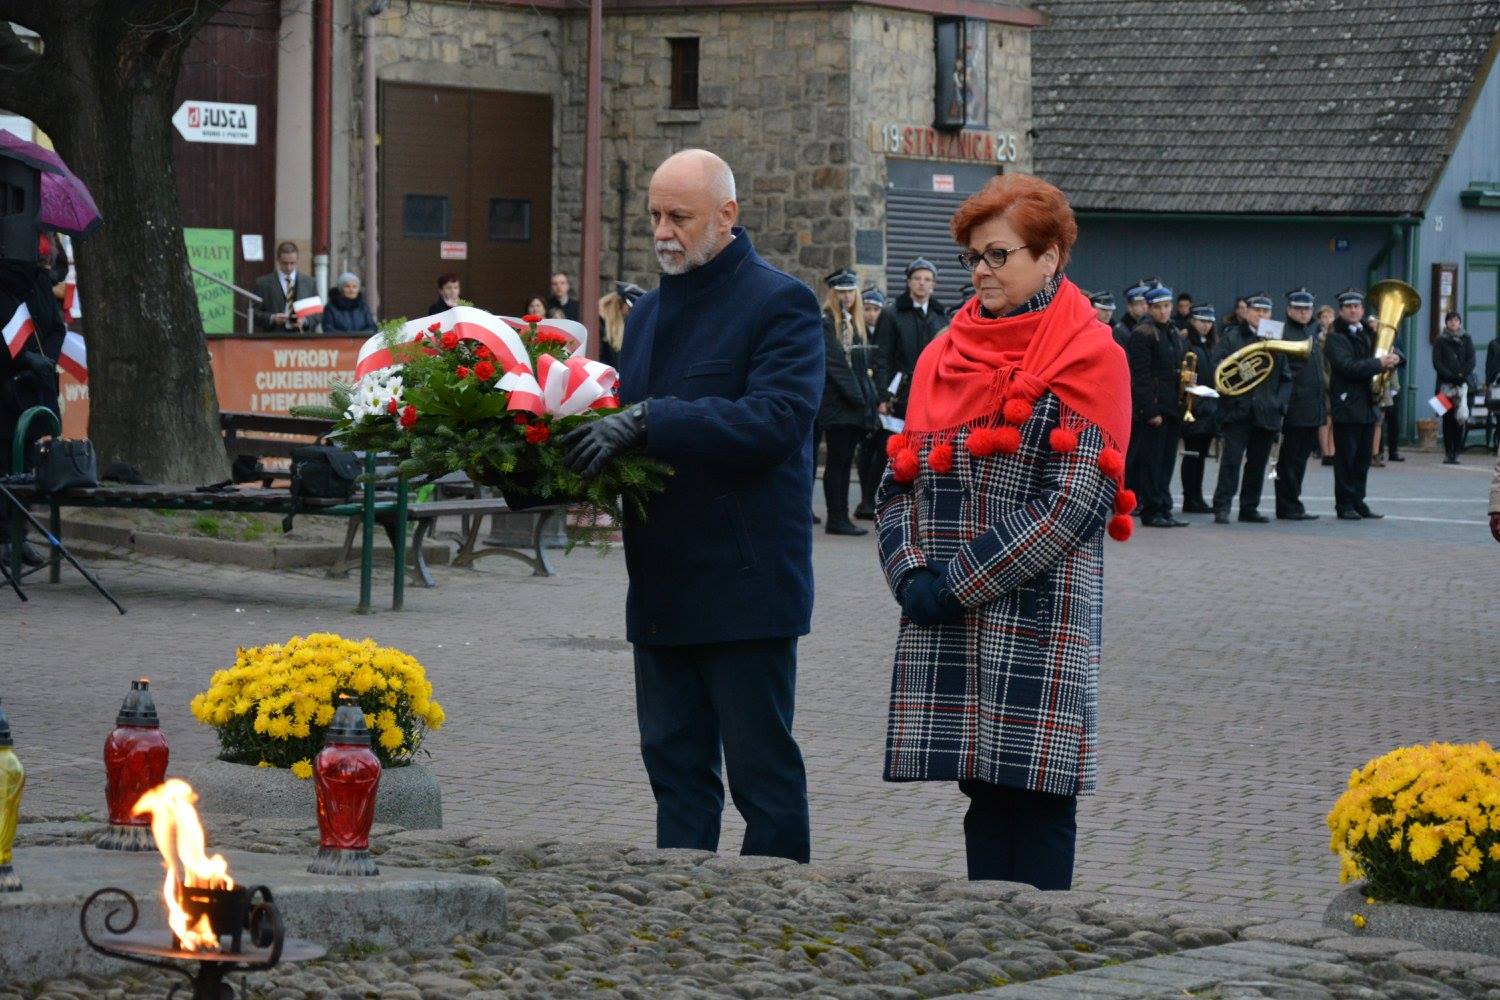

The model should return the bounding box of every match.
[899,567,965,626]
[560,402,648,479]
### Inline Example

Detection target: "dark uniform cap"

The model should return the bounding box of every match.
[1190,304,1217,322]
[615,281,646,306]
[1337,287,1365,305]
[824,268,859,291]
[1124,283,1148,302]
[1286,287,1315,308]
[1144,284,1174,304]
[861,287,886,308]
[1089,290,1115,309]
[1248,292,1274,311]
[904,257,937,278]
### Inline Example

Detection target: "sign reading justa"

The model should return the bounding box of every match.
[172,101,257,146]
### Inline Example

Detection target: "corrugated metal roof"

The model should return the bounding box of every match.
[1032,0,1500,214]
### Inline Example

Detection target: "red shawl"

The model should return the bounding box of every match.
[904,278,1131,455]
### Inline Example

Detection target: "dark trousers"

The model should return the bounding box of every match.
[1180,432,1214,507]
[634,638,810,863]
[1384,404,1401,458]
[1442,407,1467,458]
[856,429,887,509]
[959,780,1077,889]
[1212,422,1276,515]
[1332,421,1374,513]
[1274,426,1319,516]
[1137,416,1179,518]
[1124,419,1145,502]
[822,425,863,520]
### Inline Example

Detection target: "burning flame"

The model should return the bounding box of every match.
[131,779,234,951]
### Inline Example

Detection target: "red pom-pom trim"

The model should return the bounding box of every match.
[1049,427,1078,453]
[885,434,909,459]
[995,425,1022,454]
[928,442,954,474]
[892,449,919,483]
[1107,513,1134,542]
[967,427,997,457]
[1097,447,1125,479]
[1114,488,1137,515]
[1002,397,1033,426]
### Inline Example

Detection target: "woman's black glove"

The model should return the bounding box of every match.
[899,567,965,626]
[560,402,648,479]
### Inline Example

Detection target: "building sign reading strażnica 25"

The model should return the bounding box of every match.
[871,124,1020,165]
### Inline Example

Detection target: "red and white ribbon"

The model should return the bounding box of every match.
[496,315,586,357]
[63,266,81,325]
[3,302,35,359]
[59,331,87,383]
[534,352,620,416]
[292,295,323,320]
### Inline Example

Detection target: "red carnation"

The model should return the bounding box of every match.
[385,397,399,414]
[891,449,919,483]
[399,404,418,428]
[475,344,492,360]
[522,313,543,325]
[537,331,568,346]
[524,423,550,445]
[995,425,1022,454]
[1048,427,1078,453]
[513,413,530,425]
[1002,397,1032,425]
[441,331,460,350]
[885,434,909,459]
[1114,488,1137,515]
[474,360,496,381]
[1107,513,1134,542]
[455,365,470,379]
[1097,446,1125,479]
[927,442,954,474]
[427,322,441,333]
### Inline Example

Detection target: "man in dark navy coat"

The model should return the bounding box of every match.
[561,149,823,863]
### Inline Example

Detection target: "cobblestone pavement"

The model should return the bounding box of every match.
[4,451,1497,923]
[13,818,1500,999]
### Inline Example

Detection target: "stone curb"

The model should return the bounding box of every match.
[188,757,442,829]
[1324,883,1500,957]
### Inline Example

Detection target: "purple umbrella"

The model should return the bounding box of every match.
[0,129,102,239]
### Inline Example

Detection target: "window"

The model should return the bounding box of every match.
[669,37,699,109]
[402,194,449,239]
[488,198,532,243]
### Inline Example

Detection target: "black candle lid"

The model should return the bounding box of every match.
[0,698,11,748]
[325,696,371,746]
[116,678,160,727]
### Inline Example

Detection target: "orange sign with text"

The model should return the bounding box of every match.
[59,335,365,438]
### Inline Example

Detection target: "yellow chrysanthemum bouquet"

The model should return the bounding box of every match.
[190,633,445,778]
[1327,742,1499,912]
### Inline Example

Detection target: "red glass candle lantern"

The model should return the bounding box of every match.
[99,679,169,852]
[308,696,381,876]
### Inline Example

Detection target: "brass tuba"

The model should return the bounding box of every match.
[1179,350,1199,423]
[1366,278,1421,401]
[1213,337,1312,396]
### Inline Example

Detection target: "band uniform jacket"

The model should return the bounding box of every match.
[1127,317,1186,422]
[1181,330,1219,435]
[875,393,1116,795]
[875,292,947,418]
[1324,318,1386,425]
[1212,322,1291,431]
[252,270,322,332]
[1280,318,1327,428]
[819,310,877,430]
[1110,317,1134,351]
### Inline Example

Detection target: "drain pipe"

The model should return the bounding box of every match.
[362,4,382,313]
[312,0,333,301]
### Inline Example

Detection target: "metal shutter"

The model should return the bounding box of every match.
[884,189,971,308]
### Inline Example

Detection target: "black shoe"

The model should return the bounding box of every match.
[1213,511,1230,524]
[825,518,868,536]
[1238,511,1270,523]
[1181,500,1212,514]
[1130,505,1143,517]
[811,512,822,525]
[1443,456,1460,465]
[1277,511,1319,521]
[1168,517,1191,527]
[1142,515,1175,528]
[1337,509,1363,521]
[1357,508,1384,520]
[853,503,876,520]
[1388,454,1404,462]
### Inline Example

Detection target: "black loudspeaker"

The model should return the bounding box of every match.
[0,156,39,264]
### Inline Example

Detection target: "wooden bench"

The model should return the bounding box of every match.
[220,411,336,485]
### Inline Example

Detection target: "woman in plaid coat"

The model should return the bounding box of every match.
[876,174,1134,890]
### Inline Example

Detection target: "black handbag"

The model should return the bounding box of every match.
[283,445,361,532]
[31,437,98,493]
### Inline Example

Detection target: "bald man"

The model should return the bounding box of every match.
[562,149,824,862]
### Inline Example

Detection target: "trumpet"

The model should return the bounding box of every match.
[1213,337,1311,396]
[1179,351,1198,423]
[1366,278,1421,401]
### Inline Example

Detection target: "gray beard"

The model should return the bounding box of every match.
[656,220,727,275]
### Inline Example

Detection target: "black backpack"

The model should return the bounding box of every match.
[283,445,361,531]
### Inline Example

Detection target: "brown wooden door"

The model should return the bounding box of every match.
[172,0,279,296]
[379,83,552,322]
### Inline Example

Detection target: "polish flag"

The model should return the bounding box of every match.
[292,296,323,320]
[58,331,87,383]
[3,302,35,359]
[63,266,81,324]
[1428,393,1454,416]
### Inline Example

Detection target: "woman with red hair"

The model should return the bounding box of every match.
[875,173,1132,889]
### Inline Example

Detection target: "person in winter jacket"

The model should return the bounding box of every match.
[818,268,877,535]
[1128,284,1188,526]
[873,258,946,419]
[322,272,378,332]
[1433,310,1477,464]
[1179,305,1219,513]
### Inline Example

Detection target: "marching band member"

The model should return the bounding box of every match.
[1210,292,1289,524]
[1274,287,1325,520]
[1179,304,1219,514]
[1128,284,1189,527]
[1325,287,1399,520]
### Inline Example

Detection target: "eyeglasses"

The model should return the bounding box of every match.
[957,244,1031,272]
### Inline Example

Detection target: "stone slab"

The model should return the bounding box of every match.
[1324,884,1500,958]
[0,844,505,983]
[188,758,442,830]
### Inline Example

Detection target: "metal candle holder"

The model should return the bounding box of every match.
[81,885,324,1000]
